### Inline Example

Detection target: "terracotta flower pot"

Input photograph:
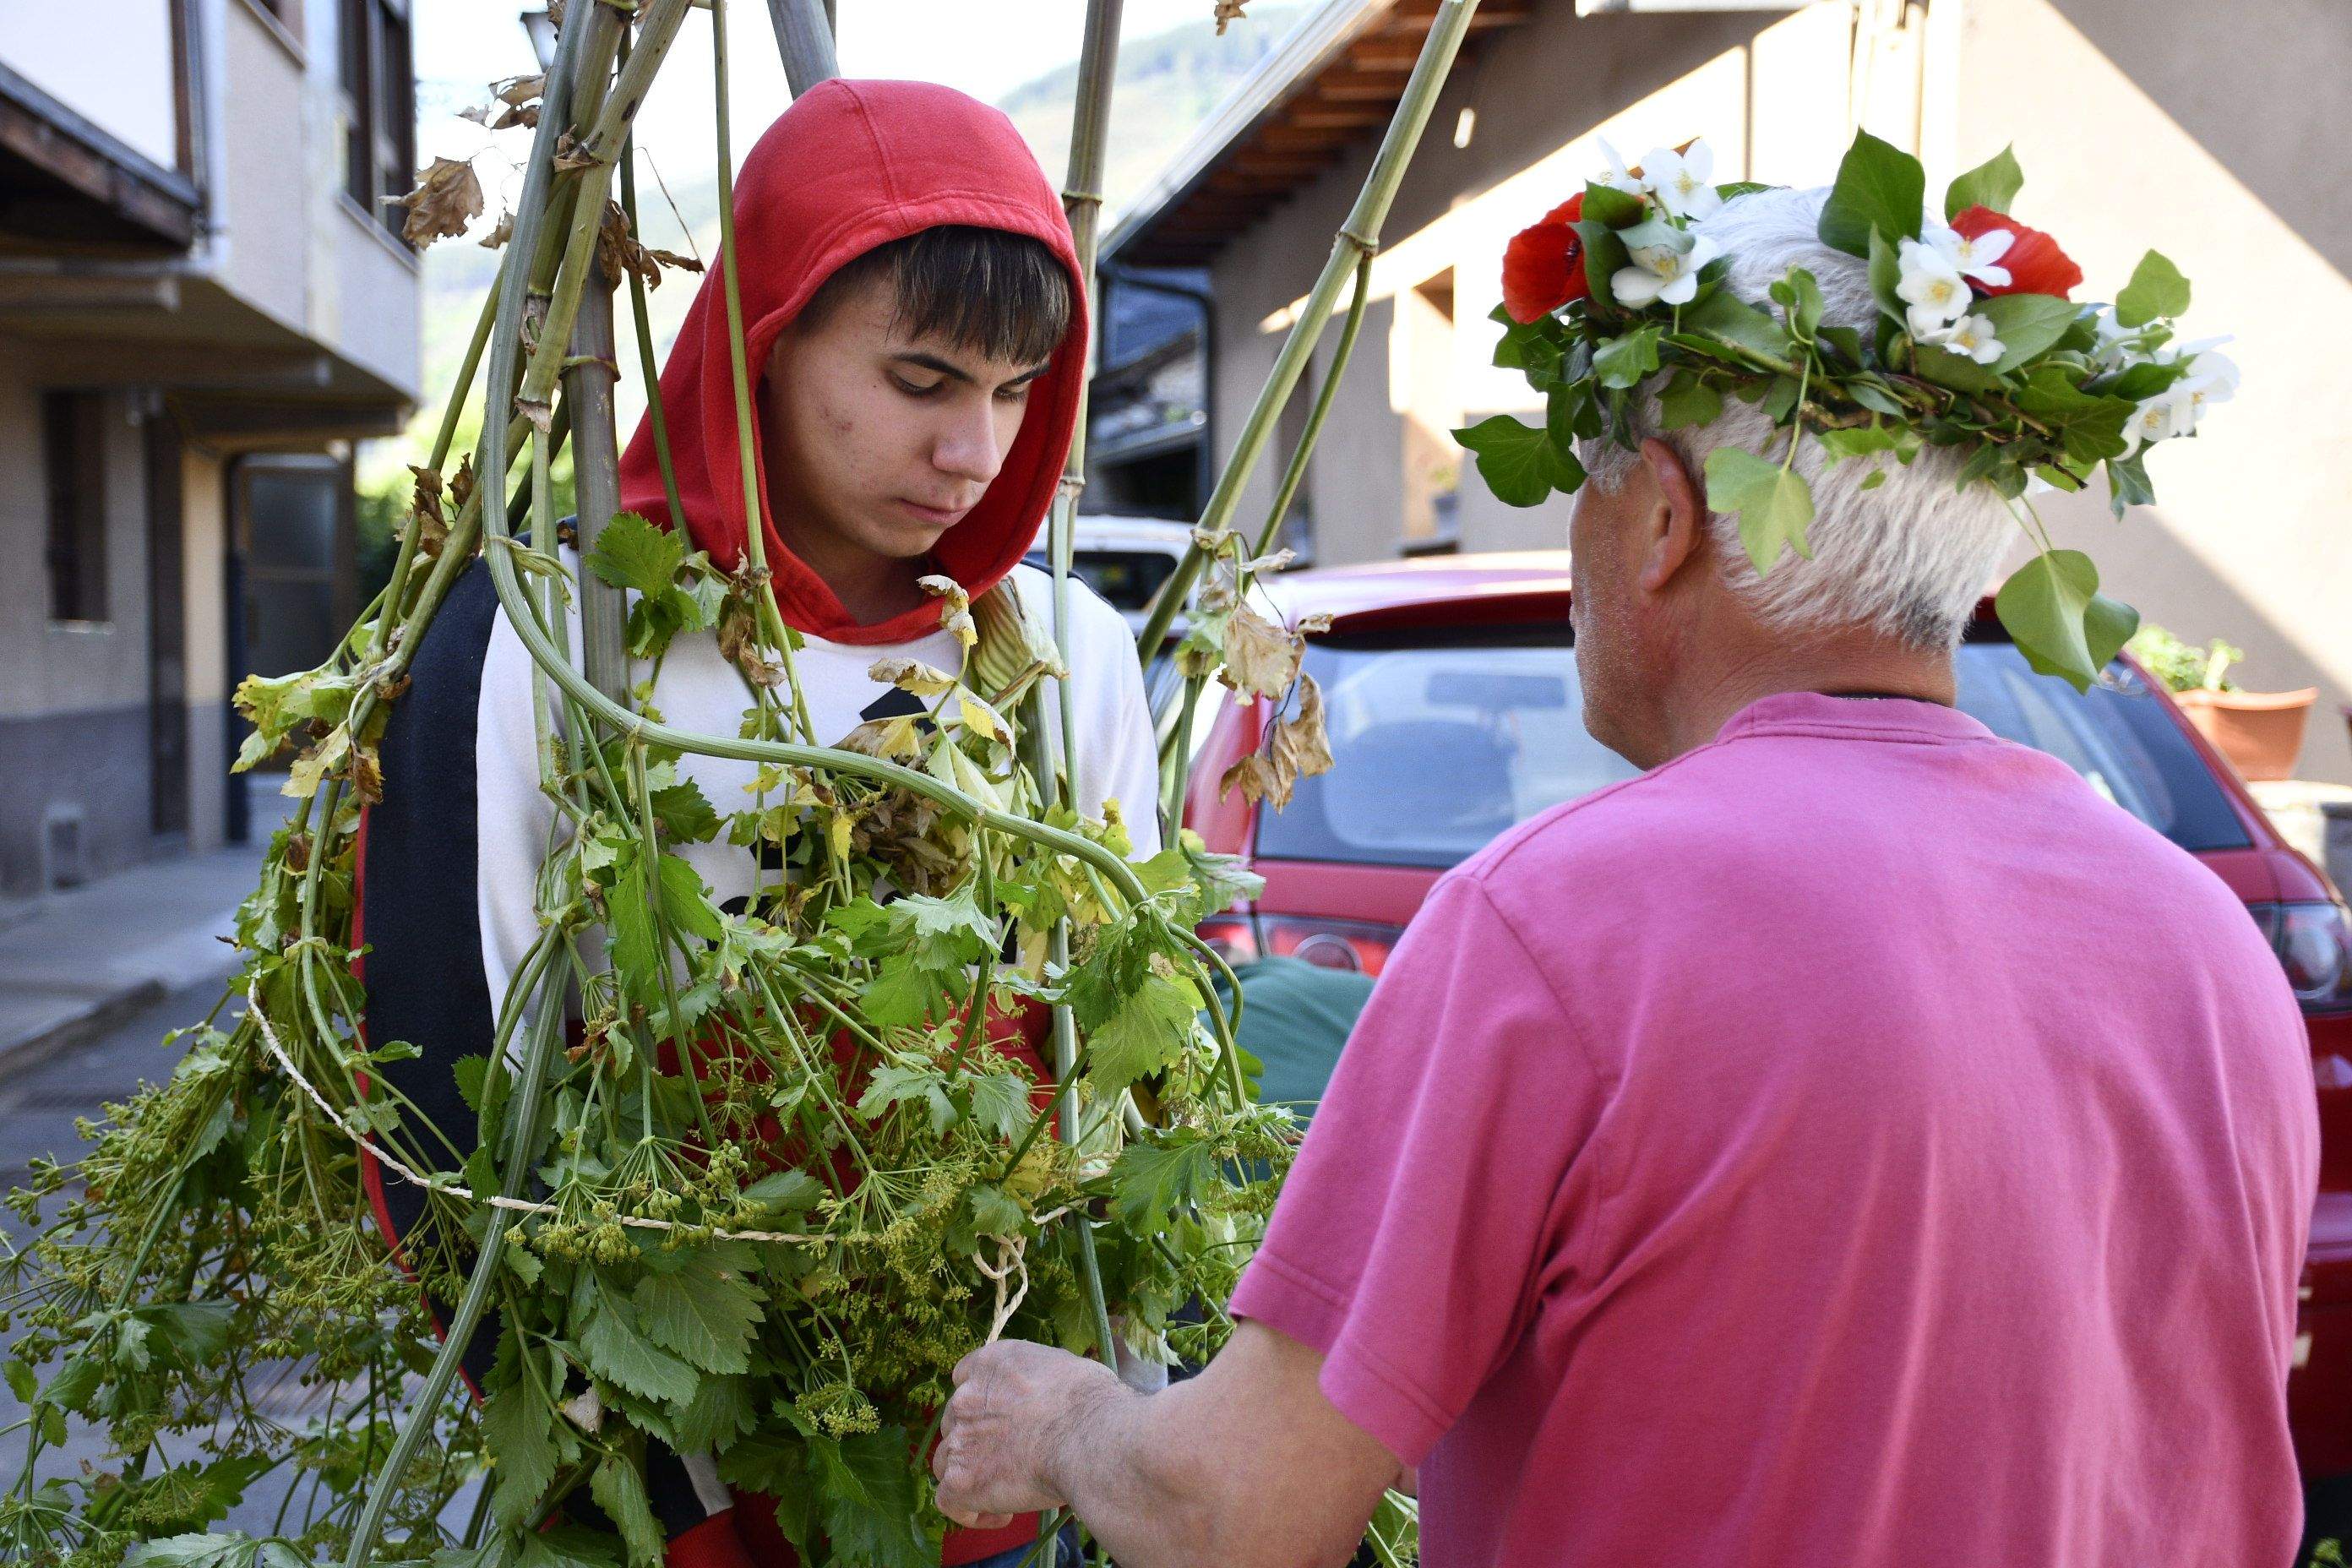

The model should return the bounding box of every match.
[2175,687,2319,781]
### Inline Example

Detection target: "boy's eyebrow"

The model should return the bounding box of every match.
[890,351,1053,386]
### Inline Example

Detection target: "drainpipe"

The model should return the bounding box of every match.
[1101,259,1216,518]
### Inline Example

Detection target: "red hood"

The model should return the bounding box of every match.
[617,79,1084,646]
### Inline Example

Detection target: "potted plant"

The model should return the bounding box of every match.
[2129,623,2317,781]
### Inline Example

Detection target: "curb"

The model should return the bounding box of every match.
[0,978,171,1086]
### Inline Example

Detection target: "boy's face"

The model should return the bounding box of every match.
[760,270,1054,569]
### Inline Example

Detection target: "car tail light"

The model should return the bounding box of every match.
[1257,916,1402,977]
[2252,901,2352,1015]
[1197,915,1258,965]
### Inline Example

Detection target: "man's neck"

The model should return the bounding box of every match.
[1653,635,1956,764]
[773,517,928,627]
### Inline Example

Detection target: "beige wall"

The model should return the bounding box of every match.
[1946,0,2352,782]
[1206,0,2350,781]
[220,0,316,337]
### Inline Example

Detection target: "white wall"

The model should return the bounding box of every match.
[0,0,182,172]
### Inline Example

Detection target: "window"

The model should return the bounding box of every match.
[44,393,109,624]
[341,0,415,239]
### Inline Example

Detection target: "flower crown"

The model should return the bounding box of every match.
[1456,130,2236,689]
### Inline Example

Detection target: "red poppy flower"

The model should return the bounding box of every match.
[1950,204,2082,299]
[1501,193,1588,324]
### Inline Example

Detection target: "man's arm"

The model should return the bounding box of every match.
[933,1322,1401,1568]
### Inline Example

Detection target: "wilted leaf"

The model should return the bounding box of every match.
[389,156,484,248]
[1219,752,1293,810]
[479,210,514,251]
[348,744,384,806]
[493,73,545,106]
[553,132,597,172]
[1221,602,1300,699]
[869,657,957,698]
[1266,674,1333,785]
[1213,0,1251,35]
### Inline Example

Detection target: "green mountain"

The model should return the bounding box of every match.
[371,7,1299,508]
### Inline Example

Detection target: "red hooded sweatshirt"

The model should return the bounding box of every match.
[617,77,1088,646]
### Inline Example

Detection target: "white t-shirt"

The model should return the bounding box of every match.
[475,561,1161,1011]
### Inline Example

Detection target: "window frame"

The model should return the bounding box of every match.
[43,392,112,627]
[340,0,415,242]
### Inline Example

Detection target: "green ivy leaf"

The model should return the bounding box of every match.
[1995,549,2139,691]
[584,512,685,599]
[2105,451,2157,519]
[1818,128,1925,257]
[1452,416,1585,508]
[1571,218,1631,310]
[1657,371,1723,433]
[1677,288,1792,362]
[1581,181,1646,230]
[591,1456,666,1568]
[578,1298,700,1407]
[1912,342,2009,395]
[1975,294,2080,373]
[2016,368,2133,466]
[2115,249,2191,329]
[636,1250,762,1375]
[483,1385,557,1528]
[1865,226,1906,327]
[1703,447,1815,574]
[1943,144,2023,220]
[1592,325,1662,390]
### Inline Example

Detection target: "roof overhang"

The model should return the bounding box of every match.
[0,60,199,253]
[1102,0,1537,269]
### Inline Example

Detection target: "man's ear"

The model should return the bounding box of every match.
[1635,437,1704,596]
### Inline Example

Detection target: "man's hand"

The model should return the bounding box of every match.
[934,1339,1125,1527]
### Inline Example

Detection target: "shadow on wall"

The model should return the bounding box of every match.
[2050,0,2352,280]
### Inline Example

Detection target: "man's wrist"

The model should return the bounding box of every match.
[1038,1355,1132,1502]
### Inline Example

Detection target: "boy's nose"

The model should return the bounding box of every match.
[933,403,1008,487]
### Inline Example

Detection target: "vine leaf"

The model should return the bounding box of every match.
[1089,972,1201,1094]
[591,1456,665,1568]
[1111,1133,1222,1232]
[635,1254,762,1375]
[577,1299,699,1407]
[483,1385,557,1527]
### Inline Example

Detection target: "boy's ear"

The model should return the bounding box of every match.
[1635,437,1705,596]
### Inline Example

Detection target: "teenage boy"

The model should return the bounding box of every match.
[358,80,1156,1568]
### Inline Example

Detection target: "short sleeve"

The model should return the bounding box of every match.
[1228,874,1603,1467]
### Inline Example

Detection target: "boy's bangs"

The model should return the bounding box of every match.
[807,226,1074,367]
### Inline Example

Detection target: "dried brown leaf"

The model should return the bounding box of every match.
[479,210,514,251]
[348,745,384,806]
[1213,0,1250,35]
[1221,600,1300,699]
[1267,672,1335,784]
[389,156,484,248]
[552,132,597,172]
[1219,751,1293,810]
[493,73,545,106]
[868,657,958,698]
[491,101,541,132]
[515,396,554,436]
[449,455,477,515]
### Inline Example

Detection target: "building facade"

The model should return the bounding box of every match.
[1097,0,2352,783]
[0,0,421,897]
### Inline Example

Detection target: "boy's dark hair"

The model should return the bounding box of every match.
[798,225,1073,366]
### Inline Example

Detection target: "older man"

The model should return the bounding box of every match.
[931,187,2316,1565]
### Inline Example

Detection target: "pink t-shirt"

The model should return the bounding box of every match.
[1231,693,2317,1565]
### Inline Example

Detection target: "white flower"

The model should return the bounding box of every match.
[2118,392,2190,457]
[1924,312,2006,366]
[1640,140,1722,220]
[2168,338,2240,430]
[1923,220,2013,288]
[2089,307,2146,371]
[1592,136,1646,197]
[1611,227,1722,308]
[1896,237,1973,336]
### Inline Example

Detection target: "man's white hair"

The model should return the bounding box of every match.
[1575,186,2012,650]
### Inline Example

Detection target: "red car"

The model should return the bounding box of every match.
[1173,550,2352,1536]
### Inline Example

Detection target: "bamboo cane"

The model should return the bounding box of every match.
[564,0,631,707]
[1130,0,1483,664]
[769,0,841,92]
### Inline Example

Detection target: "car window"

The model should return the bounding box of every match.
[1953,643,2251,852]
[1245,631,2251,872]
[1020,548,1182,613]
[1255,631,1639,869]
